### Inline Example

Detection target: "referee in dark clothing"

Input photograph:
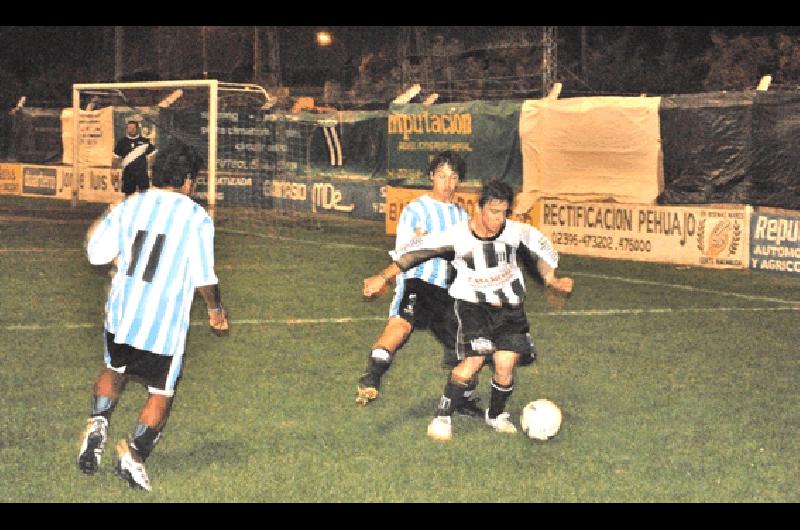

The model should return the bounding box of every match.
[114,120,157,196]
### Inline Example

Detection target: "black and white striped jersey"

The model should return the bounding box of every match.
[391,219,559,306]
[114,135,156,179]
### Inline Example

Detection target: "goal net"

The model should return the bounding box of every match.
[69,80,321,230]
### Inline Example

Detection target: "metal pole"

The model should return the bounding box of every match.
[202,26,209,80]
[253,26,261,83]
[265,26,281,86]
[581,26,588,82]
[71,86,80,207]
[542,26,557,97]
[208,80,218,220]
[114,26,124,82]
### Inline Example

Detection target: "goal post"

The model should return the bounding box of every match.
[70,79,273,218]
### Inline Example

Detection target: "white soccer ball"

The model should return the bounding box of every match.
[520,399,562,440]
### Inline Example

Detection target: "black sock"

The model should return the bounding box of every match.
[130,424,162,461]
[488,378,513,419]
[462,376,479,401]
[436,378,468,416]
[366,348,392,377]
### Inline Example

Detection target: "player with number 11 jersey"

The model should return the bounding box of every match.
[87,189,218,358]
[78,141,227,492]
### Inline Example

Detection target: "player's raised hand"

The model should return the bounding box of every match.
[363,275,388,299]
[208,306,230,336]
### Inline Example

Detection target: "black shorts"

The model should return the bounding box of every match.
[390,278,459,366]
[104,330,182,396]
[454,300,535,362]
[122,172,150,195]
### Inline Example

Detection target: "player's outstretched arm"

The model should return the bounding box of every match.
[363,263,401,298]
[365,230,455,299]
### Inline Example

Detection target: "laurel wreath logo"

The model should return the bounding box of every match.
[697,219,705,252]
[729,221,741,255]
[697,218,739,257]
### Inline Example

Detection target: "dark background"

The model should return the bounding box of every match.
[3,26,800,104]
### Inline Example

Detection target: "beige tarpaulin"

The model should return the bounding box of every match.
[516,96,664,214]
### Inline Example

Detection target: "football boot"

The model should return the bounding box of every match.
[77,416,108,475]
[114,440,152,492]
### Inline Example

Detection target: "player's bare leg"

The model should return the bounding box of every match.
[137,394,173,431]
[94,367,128,399]
[78,368,127,474]
[114,394,172,492]
[356,317,412,405]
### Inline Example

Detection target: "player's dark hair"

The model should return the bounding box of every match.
[151,140,203,189]
[428,151,466,180]
[479,179,515,213]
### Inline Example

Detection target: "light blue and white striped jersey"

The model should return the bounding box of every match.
[87,189,218,357]
[394,194,468,289]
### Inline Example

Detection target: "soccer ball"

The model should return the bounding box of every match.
[520,399,562,440]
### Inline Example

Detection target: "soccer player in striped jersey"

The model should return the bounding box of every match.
[356,151,484,418]
[77,140,228,491]
[363,179,573,441]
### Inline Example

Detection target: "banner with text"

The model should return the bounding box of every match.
[58,166,123,203]
[194,175,387,221]
[165,107,277,178]
[386,101,523,186]
[538,200,750,269]
[21,165,58,197]
[749,210,800,275]
[0,163,22,195]
[61,107,115,167]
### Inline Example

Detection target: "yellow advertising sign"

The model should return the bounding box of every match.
[385,185,543,235]
[58,166,123,203]
[0,163,22,195]
[538,200,750,269]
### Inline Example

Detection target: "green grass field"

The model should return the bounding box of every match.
[1,196,798,502]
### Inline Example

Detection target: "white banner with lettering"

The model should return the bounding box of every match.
[61,107,115,167]
[538,200,751,269]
